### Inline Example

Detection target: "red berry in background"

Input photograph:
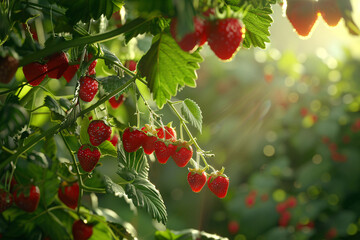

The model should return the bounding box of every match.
[208,18,244,61]
[228,220,240,235]
[13,185,40,212]
[72,220,93,240]
[170,17,206,52]
[109,95,125,109]
[286,0,318,37]
[0,55,18,84]
[0,189,13,212]
[122,128,146,153]
[154,141,177,164]
[276,202,287,213]
[328,142,337,152]
[46,52,69,79]
[300,107,308,117]
[245,194,255,208]
[77,144,101,172]
[318,0,342,27]
[58,181,79,209]
[326,227,337,239]
[63,64,79,83]
[172,145,193,167]
[278,211,291,227]
[286,196,297,208]
[342,135,350,144]
[23,62,48,86]
[207,174,229,198]
[87,120,112,146]
[261,193,269,202]
[127,60,137,71]
[156,126,177,142]
[187,171,207,193]
[79,76,98,102]
[109,134,119,147]
[322,136,330,144]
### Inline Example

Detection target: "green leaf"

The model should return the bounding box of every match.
[43,136,57,160]
[27,151,49,169]
[138,34,203,108]
[104,175,125,197]
[124,17,169,44]
[226,0,276,9]
[79,116,90,145]
[155,229,229,240]
[44,96,66,121]
[118,145,149,179]
[98,140,117,157]
[125,178,167,225]
[107,222,137,240]
[98,75,132,98]
[181,99,203,133]
[0,103,29,140]
[242,6,273,49]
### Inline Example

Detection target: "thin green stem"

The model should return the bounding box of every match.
[60,132,83,216]
[19,18,151,66]
[29,205,65,222]
[1,146,27,159]
[21,1,65,15]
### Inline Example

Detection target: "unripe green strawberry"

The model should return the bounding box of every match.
[77,144,101,172]
[208,18,244,60]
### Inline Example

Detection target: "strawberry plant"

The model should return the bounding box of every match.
[0,0,359,239]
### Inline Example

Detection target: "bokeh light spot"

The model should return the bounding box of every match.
[328,194,339,206]
[265,131,277,142]
[307,186,320,199]
[327,85,338,96]
[310,100,321,112]
[328,70,341,82]
[312,154,322,164]
[263,145,275,157]
[343,94,354,104]
[321,173,331,183]
[234,234,246,240]
[285,77,295,87]
[288,92,299,103]
[273,189,286,202]
[349,102,360,112]
[347,224,358,235]
[297,83,308,94]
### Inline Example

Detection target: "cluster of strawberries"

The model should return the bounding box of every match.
[0,178,40,214]
[276,196,297,227]
[122,124,229,198]
[170,9,245,61]
[286,0,343,37]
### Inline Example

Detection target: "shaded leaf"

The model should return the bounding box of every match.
[104,175,125,197]
[98,140,117,157]
[44,96,66,121]
[124,17,169,43]
[0,103,29,140]
[98,75,132,98]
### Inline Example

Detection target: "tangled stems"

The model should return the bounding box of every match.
[0,77,135,171]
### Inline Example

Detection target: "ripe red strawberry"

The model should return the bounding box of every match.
[109,95,125,108]
[127,60,137,71]
[87,59,97,75]
[286,0,318,37]
[0,56,18,84]
[141,125,157,154]
[156,126,177,142]
[207,174,229,198]
[154,141,177,164]
[58,181,79,209]
[326,227,337,239]
[228,220,239,235]
[63,64,79,83]
[72,220,93,240]
[245,194,256,208]
[172,144,193,167]
[77,144,101,172]
[13,185,40,212]
[170,17,206,52]
[318,0,342,27]
[122,128,146,152]
[23,62,48,86]
[276,202,288,213]
[46,52,69,79]
[87,120,112,146]
[278,211,291,227]
[109,134,119,146]
[79,76,98,102]
[0,189,13,212]
[286,196,297,208]
[187,170,207,193]
[208,18,244,60]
